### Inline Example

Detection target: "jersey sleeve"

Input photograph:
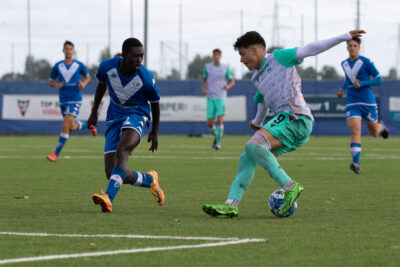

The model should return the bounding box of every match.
[95,61,107,84]
[366,59,380,78]
[226,66,233,79]
[203,65,208,78]
[49,65,58,80]
[272,48,300,68]
[253,89,265,103]
[80,62,89,77]
[144,70,160,103]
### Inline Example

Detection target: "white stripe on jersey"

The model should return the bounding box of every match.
[59,62,79,83]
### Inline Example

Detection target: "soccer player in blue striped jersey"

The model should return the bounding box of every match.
[89,38,164,213]
[202,49,235,150]
[46,40,96,162]
[336,36,388,174]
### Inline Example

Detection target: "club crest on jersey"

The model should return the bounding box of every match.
[266,63,272,73]
[130,75,143,92]
[17,99,30,116]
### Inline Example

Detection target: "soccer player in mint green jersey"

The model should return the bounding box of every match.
[203,30,366,218]
[46,40,96,162]
[336,36,388,174]
[202,49,235,150]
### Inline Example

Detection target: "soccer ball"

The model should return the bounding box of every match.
[268,189,297,217]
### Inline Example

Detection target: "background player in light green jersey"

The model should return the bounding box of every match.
[202,49,235,150]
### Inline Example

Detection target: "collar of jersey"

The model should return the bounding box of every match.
[259,57,267,70]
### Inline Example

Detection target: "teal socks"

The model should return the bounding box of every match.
[244,144,291,187]
[227,144,292,204]
[216,125,224,146]
[227,153,256,201]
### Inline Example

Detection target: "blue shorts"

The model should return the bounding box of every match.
[104,113,149,154]
[345,104,378,123]
[60,103,81,117]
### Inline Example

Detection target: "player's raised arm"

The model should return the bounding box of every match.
[296,30,366,62]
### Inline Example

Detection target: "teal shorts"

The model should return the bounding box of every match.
[207,98,226,119]
[263,111,313,156]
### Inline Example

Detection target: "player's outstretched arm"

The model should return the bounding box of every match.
[296,30,366,61]
[148,102,160,152]
[87,82,107,127]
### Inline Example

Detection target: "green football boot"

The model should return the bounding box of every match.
[202,203,238,218]
[278,182,304,216]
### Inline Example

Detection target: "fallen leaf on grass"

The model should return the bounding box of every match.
[13,195,29,199]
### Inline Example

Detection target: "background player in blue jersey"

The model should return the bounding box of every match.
[336,36,388,174]
[89,38,165,213]
[202,49,235,150]
[47,40,96,162]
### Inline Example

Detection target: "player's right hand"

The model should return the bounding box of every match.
[336,88,344,98]
[202,89,208,95]
[87,112,98,127]
[55,82,64,89]
[249,120,261,131]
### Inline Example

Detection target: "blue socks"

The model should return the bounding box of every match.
[131,171,154,188]
[105,167,126,202]
[350,143,361,164]
[76,120,88,131]
[55,133,69,156]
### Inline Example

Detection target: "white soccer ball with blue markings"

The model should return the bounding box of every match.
[268,189,297,217]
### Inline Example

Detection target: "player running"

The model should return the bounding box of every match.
[202,49,235,150]
[89,38,164,213]
[203,30,366,218]
[336,36,388,174]
[47,40,96,162]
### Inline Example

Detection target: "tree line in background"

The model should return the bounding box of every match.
[1,46,398,81]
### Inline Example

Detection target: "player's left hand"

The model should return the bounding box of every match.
[78,80,85,89]
[353,79,361,88]
[223,84,229,90]
[349,30,366,38]
[148,131,158,152]
[249,120,261,131]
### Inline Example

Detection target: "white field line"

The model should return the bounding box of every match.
[0,232,265,265]
[0,155,400,160]
[0,232,239,241]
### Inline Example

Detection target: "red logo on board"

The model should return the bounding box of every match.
[17,99,30,116]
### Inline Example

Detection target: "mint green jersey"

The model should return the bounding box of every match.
[203,63,233,99]
[252,48,313,121]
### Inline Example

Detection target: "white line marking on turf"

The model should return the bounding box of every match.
[0,232,240,241]
[0,232,265,265]
[1,155,399,160]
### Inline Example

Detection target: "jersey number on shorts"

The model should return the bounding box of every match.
[271,114,285,127]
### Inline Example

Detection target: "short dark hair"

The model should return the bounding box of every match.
[63,40,74,48]
[212,48,222,54]
[233,31,266,50]
[122,38,143,54]
[347,36,361,45]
